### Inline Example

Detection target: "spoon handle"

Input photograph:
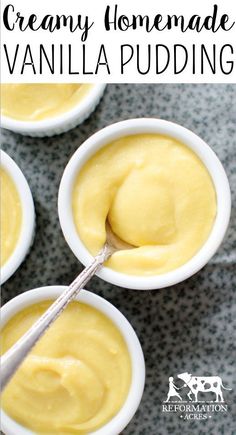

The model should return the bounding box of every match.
[0,245,112,392]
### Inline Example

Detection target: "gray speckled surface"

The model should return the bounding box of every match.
[1,84,236,434]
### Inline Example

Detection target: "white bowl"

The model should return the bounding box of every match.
[1,84,106,137]
[1,150,35,284]
[0,286,145,435]
[58,118,231,290]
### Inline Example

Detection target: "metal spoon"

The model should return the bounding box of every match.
[0,222,132,391]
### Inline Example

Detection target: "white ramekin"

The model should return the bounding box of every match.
[0,286,145,435]
[58,118,231,290]
[1,150,35,284]
[1,84,106,137]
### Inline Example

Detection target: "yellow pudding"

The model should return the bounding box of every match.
[0,168,22,266]
[72,134,217,276]
[1,301,131,434]
[1,84,92,121]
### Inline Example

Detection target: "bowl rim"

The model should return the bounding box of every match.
[58,118,231,290]
[1,84,106,134]
[1,150,35,284]
[0,286,145,435]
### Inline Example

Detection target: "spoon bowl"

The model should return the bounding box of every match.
[106,221,134,252]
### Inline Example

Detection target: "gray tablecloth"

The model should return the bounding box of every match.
[1,84,236,434]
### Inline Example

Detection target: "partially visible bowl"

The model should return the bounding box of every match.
[1,150,35,284]
[0,286,145,435]
[58,118,231,290]
[1,84,106,137]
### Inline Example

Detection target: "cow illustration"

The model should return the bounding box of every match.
[177,372,231,402]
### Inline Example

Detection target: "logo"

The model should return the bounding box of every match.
[162,372,232,420]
